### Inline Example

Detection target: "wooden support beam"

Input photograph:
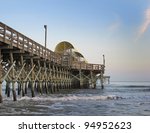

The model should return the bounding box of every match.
[0,45,13,50]
[2,61,15,81]
[90,71,96,89]
[37,60,43,94]
[10,51,17,101]
[17,82,21,95]
[48,63,53,93]
[44,62,48,94]
[70,73,80,81]
[13,62,26,96]
[103,76,110,84]
[20,54,25,96]
[2,49,24,54]
[100,72,104,89]
[80,73,91,80]
[0,49,2,103]
[35,67,41,81]
[15,63,26,81]
[5,81,11,97]
[30,58,35,97]
[79,69,83,88]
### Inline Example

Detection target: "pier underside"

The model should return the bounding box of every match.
[0,22,108,102]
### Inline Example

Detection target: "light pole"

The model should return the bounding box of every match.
[103,54,105,66]
[44,25,47,48]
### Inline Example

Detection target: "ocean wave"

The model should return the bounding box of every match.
[110,85,150,88]
[17,94,122,102]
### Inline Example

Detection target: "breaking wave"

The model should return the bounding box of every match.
[17,94,122,102]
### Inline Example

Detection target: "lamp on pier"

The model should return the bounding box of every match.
[44,25,47,48]
[103,55,105,66]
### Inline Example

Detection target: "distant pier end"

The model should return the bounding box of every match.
[0,22,108,102]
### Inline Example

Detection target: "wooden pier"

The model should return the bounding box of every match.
[0,22,107,103]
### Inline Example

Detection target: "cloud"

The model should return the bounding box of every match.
[138,7,150,37]
[109,20,121,32]
[108,14,121,32]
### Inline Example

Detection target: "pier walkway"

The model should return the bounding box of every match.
[0,22,108,102]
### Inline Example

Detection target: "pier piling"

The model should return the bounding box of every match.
[0,49,2,103]
[0,82,2,103]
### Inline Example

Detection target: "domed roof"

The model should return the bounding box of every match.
[74,51,84,58]
[55,41,74,54]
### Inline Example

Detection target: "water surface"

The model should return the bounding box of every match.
[0,81,150,116]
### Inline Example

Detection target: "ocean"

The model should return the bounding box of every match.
[0,81,150,116]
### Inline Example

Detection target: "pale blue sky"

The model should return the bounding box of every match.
[1,0,150,81]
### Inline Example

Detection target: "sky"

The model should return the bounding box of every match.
[0,0,150,81]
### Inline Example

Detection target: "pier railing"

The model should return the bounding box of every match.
[0,22,103,71]
[0,22,61,63]
[71,61,104,71]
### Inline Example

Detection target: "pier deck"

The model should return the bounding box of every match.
[0,22,107,102]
